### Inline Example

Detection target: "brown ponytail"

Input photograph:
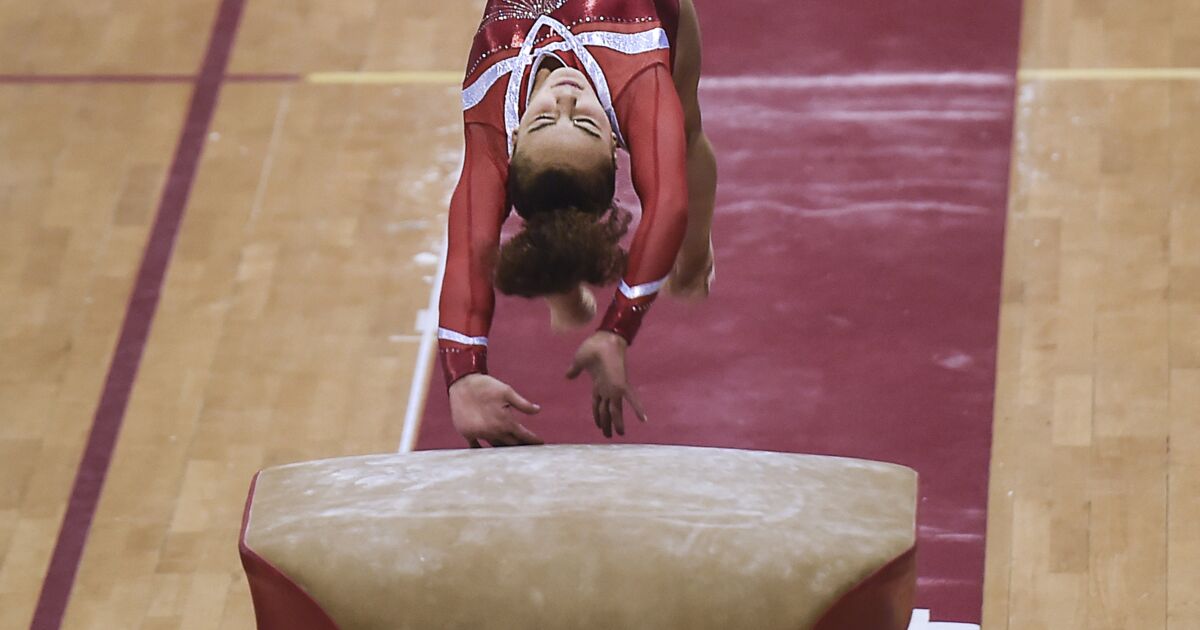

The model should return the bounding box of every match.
[495,206,631,297]
[495,152,630,297]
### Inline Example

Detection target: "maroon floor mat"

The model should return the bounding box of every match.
[420,0,1021,623]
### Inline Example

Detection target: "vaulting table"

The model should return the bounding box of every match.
[239,444,917,629]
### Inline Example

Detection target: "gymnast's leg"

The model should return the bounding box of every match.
[667,0,717,298]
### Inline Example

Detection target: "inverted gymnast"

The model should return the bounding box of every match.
[437,0,717,447]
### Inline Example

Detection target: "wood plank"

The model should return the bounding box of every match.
[988,0,1200,624]
[0,0,219,74]
[58,82,462,629]
[0,85,189,628]
[230,0,482,73]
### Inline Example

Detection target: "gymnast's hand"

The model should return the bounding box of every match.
[448,374,545,448]
[566,331,648,438]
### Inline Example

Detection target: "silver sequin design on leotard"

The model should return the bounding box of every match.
[479,0,570,28]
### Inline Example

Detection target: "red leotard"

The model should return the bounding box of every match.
[438,0,687,388]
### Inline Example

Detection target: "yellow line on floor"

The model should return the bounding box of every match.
[1019,67,1200,81]
[305,71,461,85]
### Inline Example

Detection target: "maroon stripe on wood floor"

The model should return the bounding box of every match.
[28,1,248,629]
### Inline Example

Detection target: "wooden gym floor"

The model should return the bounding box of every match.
[0,0,1196,628]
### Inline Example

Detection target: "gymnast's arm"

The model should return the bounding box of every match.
[568,64,689,437]
[601,64,689,340]
[438,122,543,447]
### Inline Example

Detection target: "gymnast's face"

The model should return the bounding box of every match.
[513,67,617,175]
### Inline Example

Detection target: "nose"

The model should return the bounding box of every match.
[555,94,578,114]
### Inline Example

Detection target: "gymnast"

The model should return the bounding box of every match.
[437,0,717,447]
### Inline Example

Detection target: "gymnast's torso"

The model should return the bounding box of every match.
[461,0,681,144]
[438,0,690,386]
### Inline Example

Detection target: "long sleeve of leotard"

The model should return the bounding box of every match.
[598,64,689,344]
[437,122,509,388]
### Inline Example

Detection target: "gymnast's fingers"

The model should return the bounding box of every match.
[565,358,585,380]
[599,397,613,439]
[504,388,541,415]
[625,389,648,423]
[486,434,517,447]
[468,438,482,449]
[593,395,603,430]
[509,424,544,446]
[609,397,625,437]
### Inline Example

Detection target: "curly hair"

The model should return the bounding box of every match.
[495,153,631,297]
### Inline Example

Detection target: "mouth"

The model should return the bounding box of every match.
[554,79,585,90]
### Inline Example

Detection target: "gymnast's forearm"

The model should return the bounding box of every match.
[436,280,492,388]
[683,129,717,253]
[600,67,690,344]
[437,123,507,389]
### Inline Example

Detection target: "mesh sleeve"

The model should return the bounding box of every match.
[599,64,689,344]
[437,122,509,388]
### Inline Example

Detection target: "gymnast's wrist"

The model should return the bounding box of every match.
[439,346,488,390]
[598,297,650,346]
[589,329,628,349]
[447,372,488,394]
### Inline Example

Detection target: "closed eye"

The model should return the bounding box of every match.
[527,115,603,139]
[573,117,602,139]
